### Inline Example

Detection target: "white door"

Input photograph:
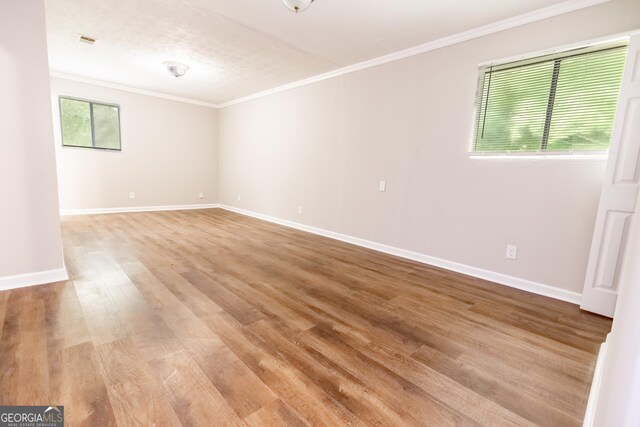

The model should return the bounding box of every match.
[582,34,640,317]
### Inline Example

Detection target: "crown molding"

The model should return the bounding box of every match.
[50,0,610,110]
[49,72,220,109]
[217,0,611,108]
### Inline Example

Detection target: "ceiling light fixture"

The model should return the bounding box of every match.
[163,61,189,78]
[282,0,314,13]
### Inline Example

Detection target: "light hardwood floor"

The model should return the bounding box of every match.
[0,209,611,426]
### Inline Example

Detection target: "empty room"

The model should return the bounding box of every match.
[2,0,640,426]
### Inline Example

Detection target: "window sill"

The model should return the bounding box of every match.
[468,151,608,160]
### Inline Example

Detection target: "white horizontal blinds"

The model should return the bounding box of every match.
[474,61,554,152]
[473,43,627,153]
[545,47,627,151]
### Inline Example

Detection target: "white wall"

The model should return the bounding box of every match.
[51,77,219,212]
[218,0,640,296]
[0,1,66,285]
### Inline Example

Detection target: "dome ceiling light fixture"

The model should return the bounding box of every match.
[163,61,189,78]
[282,0,314,13]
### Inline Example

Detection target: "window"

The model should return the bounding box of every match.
[59,97,121,150]
[472,43,627,154]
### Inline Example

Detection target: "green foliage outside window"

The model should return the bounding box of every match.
[60,97,121,150]
[473,44,627,153]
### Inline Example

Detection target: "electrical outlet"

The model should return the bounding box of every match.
[506,245,518,260]
[237,195,241,201]
[379,180,386,192]
[129,192,135,199]
[298,205,303,215]
[198,192,204,199]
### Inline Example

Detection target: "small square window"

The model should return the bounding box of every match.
[59,97,121,150]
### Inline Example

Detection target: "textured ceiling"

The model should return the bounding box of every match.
[45,0,575,105]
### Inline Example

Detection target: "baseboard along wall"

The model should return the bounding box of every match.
[218,204,583,305]
[0,205,219,292]
[54,202,582,304]
[0,267,69,292]
[583,337,609,427]
[60,203,220,216]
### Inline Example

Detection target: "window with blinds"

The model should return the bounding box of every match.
[472,43,627,154]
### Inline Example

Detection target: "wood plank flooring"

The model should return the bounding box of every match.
[0,209,611,426]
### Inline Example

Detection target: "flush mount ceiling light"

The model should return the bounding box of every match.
[282,0,314,13]
[163,61,189,78]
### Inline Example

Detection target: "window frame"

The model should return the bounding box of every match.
[470,41,628,158]
[59,96,122,151]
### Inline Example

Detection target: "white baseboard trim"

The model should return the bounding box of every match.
[60,203,220,216]
[584,337,609,426]
[0,267,69,292]
[219,204,582,304]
